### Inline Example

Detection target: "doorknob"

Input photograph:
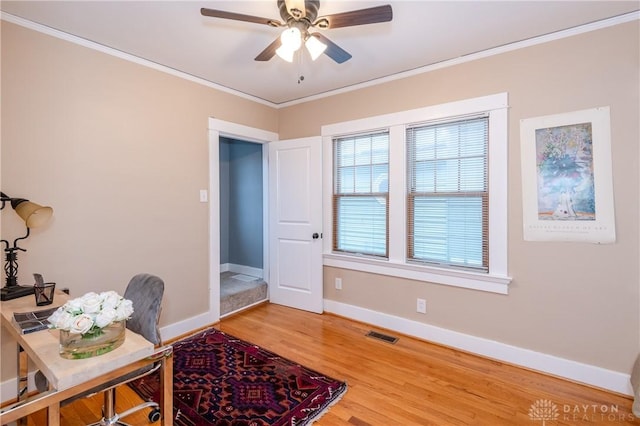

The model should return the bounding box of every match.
[312,233,319,239]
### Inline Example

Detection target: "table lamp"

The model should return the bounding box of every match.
[0,192,53,301]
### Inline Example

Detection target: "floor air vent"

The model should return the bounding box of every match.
[366,331,398,344]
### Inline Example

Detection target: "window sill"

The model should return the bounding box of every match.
[323,253,511,294]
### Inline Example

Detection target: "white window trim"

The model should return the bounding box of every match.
[322,93,512,294]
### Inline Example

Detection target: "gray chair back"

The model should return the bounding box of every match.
[123,273,164,345]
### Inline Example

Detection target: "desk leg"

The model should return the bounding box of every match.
[46,381,60,426]
[17,345,28,426]
[159,349,173,426]
[46,403,60,426]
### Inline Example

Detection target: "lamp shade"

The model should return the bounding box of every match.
[276,45,295,62]
[280,27,302,51]
[305,34,327,61]
[12,199,53,228]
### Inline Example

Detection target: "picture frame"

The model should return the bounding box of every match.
[520,106,615,243]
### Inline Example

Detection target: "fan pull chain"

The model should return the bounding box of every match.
[297,50,304,85]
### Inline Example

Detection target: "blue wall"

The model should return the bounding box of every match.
[219,138,263,269]
[219,140,230,264]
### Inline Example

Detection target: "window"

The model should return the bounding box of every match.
[333,132,389,257]
[322,93,510,294]
[407,116,488,272]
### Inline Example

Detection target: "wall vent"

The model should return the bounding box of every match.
[366,330,398,344]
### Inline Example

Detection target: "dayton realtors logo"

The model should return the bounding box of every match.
[529,399,636,423]
[529,399,559,425]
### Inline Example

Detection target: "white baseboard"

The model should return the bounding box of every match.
[1,372,37,403]
[222,263,263,279]
[4,299,630,404]
[323,299,633,396]
[159,311,216,342]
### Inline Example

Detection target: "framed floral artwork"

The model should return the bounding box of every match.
[520,107,615,243]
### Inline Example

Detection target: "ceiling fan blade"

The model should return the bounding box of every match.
[201,8,283,27]
[254,37,283,61]
[314,4,392,29]
[312,33,352,64]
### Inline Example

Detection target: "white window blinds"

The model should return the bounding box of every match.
[333,131,389,257]
[407,116,489,271]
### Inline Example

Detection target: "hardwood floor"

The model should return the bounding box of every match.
[22,303,637,425]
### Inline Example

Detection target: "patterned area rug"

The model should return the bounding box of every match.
[128,328,347,425]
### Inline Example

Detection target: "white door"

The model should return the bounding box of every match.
[268,137,323,313]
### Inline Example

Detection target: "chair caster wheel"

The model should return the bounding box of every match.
[148,408,162,422]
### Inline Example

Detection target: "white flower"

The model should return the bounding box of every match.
[100,291,121,310]
[95,307,117,328]
[114,299,134,321]
[69,313,94,334]
[47,290,133,334]
[65,297,85,315]
[81,292,103,314]
[48,307,74,330]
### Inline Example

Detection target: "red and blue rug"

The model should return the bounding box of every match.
[128,328,347,425]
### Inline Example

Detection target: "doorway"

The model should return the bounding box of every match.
[208,119,322,323]
[219,137,268,316]
[208,119,276,323]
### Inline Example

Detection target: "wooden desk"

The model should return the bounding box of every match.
[0,291,173,425]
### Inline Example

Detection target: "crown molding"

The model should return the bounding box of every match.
[2,10,638,109]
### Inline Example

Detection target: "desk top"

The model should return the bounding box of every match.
[1,290,154,391]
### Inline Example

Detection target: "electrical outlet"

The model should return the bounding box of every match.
[335,278,342,290]
[416,298,427,314]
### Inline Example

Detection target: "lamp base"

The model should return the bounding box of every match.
[1,285,34,301]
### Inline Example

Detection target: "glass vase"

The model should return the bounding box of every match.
[59,320,126,359]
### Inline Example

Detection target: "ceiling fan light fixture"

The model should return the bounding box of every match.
[275,45,295,62]
[280,27,302,51]
[202,2,394,65]
[305,34,327,61]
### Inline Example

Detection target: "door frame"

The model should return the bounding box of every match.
[208,118,278,322]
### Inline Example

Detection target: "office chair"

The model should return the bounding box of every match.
[36,273,165,425]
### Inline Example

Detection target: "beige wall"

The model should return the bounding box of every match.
[0,21,277,381]
[1,17,638,384]
[281,21,640,373]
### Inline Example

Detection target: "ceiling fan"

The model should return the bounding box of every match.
[201,0,393,64]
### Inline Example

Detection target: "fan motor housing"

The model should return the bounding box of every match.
[278,0,320,23]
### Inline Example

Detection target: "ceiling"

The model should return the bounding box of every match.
[2,1,638,106]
